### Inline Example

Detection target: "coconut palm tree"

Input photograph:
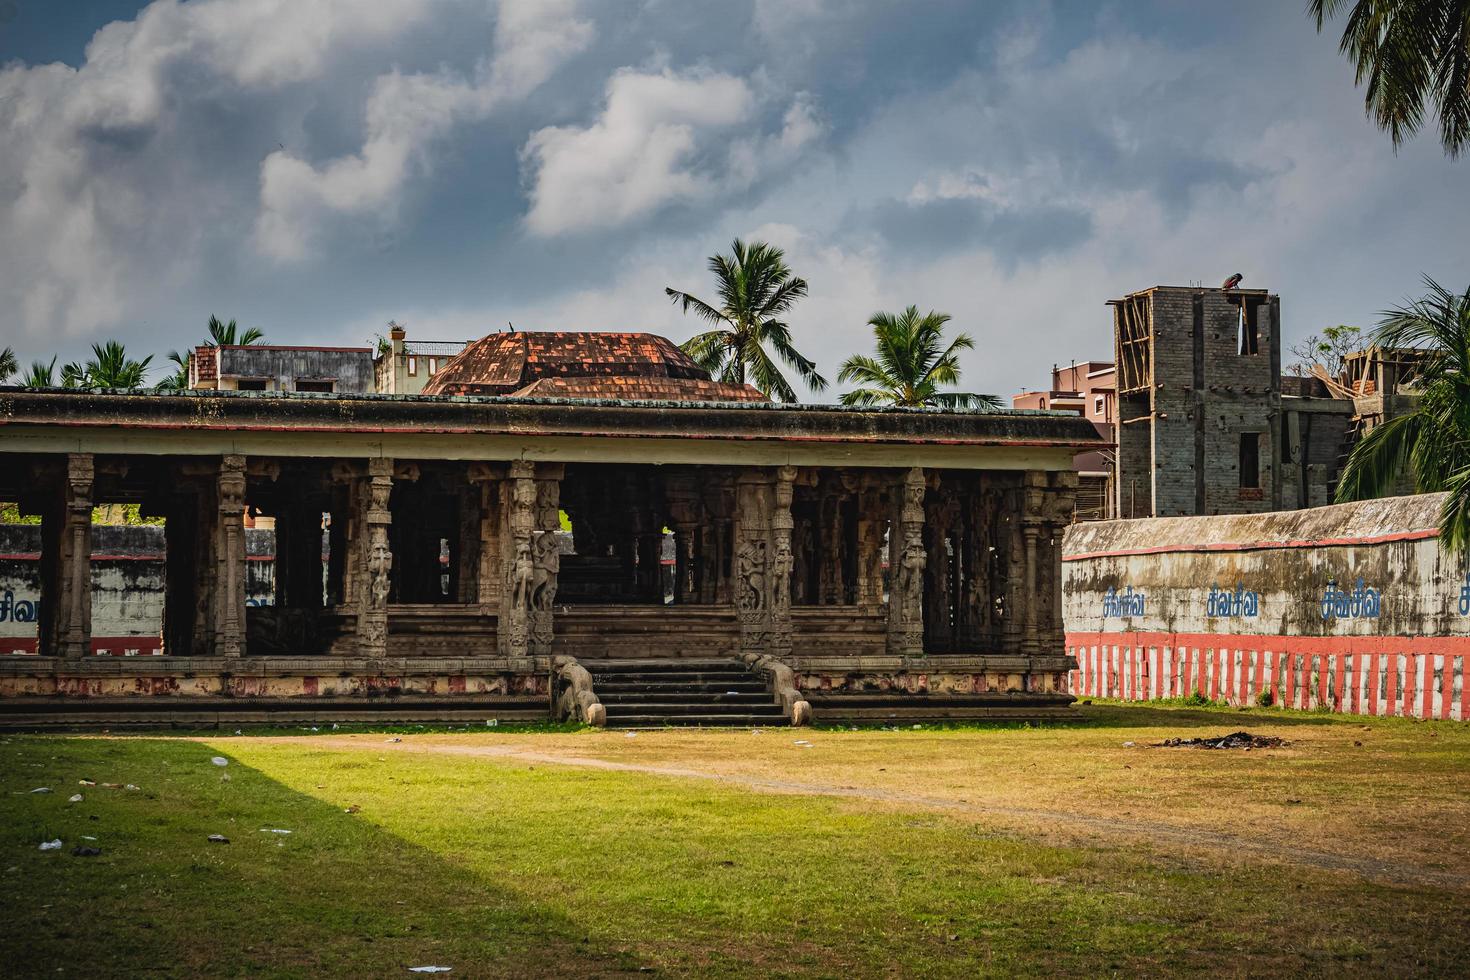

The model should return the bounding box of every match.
[60,361,88,388]
[207,315,265,346]
[0,347,15,384]
[1337,277,1470,549]
[666,239,827,403]
[156,350,190,392]
[836,306,1000,410]
[79,341,152,390]
[1312,0,1470,157]
[20,357,57,387]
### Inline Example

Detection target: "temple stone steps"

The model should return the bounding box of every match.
[586,659,788,728]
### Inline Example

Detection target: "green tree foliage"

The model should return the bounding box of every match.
[207,315,265,346]
[75,341,153,390]
[1337,277,1470,549]
[666,239,828,403]
[1312,0,1470,157]
[836,306,1000,409]
[1287,324,1366,378]
[19,357,57,387]
[0,347,15,384]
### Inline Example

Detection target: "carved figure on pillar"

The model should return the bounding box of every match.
[529,530,560,653]
[357,458,394,658]
[769,465,796,655]
[498,461,536,657]
[887,467,926,657]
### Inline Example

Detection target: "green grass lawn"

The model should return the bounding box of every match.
[1,708,1467,978]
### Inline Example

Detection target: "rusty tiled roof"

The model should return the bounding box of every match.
[512,376,767,402]
[421,331,767,402]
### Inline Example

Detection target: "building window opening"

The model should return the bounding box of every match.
[1237,301,1260,356]
[296,380,333,393]
[407,355,417,376]
[237,378,268,391]
[1239,432,1261,489]
[1094,395,1105,419]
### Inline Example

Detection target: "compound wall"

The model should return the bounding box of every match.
[1062,493,1467,720]
[0,525,274,655]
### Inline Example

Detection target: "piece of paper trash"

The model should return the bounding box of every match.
[207,834,229,844]
[124,784,139,791]
[211,757,229,767]
[259,828,292,834]
[385,737,402,743]
[68,794,83,803]
[39,839,63,851]
[793,740,811,745]
[624,732,637,738]
[409,968,452,974]
[30,787,52,794]
[81,835,98,841]
[78,779,95,787]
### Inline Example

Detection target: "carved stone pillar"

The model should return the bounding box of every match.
[356,458,394,658]
[1041,471,1077,654]
[498,461,536,657]
[818,484,843,606]
[529,464,563,656]
[39,454,94,659]
[886,467,925,657]
[855,486,885,609]
[769,465,796,657]
[468,464,501,611]
[211,454,247,658]
[1020,471,1046,657]
[734,470,772,655]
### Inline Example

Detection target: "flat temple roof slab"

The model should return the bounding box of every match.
[0,389,1105,471]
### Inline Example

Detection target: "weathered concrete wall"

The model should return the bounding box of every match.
[1062,494,1468,719]
[0,525,274,655]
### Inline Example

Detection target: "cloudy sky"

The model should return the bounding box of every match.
[1,0,1467,398]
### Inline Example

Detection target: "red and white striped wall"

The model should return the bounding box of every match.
[1068,631,1467,720]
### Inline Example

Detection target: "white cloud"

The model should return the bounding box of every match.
[521,68,823,236]
[254,0,593,259]
[0,0,441,344]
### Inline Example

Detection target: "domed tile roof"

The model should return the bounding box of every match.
[420,331,767,402]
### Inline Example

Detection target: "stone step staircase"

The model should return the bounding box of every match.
[585,659,788,728]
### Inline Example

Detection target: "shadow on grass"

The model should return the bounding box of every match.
[0,737,643,978]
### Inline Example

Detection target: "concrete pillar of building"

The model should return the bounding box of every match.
[886,467,925,657]
[38,453,94,659]
[210,454,247,658]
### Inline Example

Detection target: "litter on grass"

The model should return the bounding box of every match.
[385,737,402,743]
[207,835,229,844]
[30,787,52,794]
[68,794,83,803]
[210,757,229,767]
[259,829,292,835]
[409,968,452,974]
[80,836,97,841]
[1154,731,1288,750]
[78,779,95,786]
[38,840,62,851]
[71,847,101,857]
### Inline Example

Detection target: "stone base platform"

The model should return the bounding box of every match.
[0,652,1077,729]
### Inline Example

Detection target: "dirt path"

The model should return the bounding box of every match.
[222,735,1468,892]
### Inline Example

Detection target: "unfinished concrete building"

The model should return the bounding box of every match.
[1110,285,1358,518]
